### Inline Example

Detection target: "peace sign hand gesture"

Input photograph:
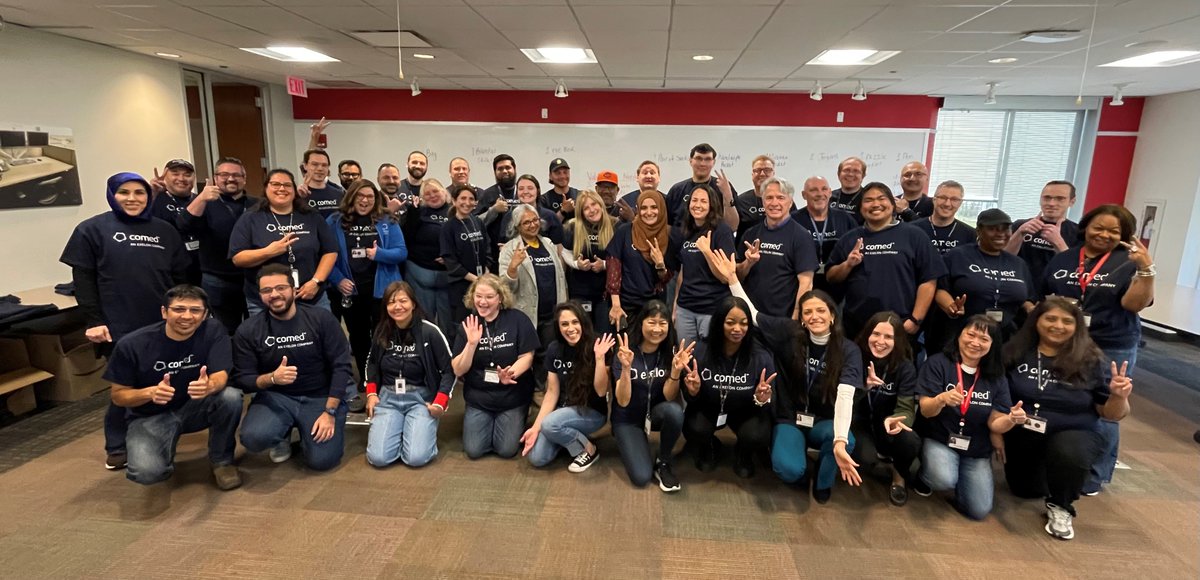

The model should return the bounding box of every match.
[672,339,696,374]
[715,168,734,199]
[615,333,634,370]
[648,238,665,268]
[1119,239,1154,269]
[754,369,776,405]
[1109,361,1133,398]
[683,359,701,396]
[866,361,884,389]
[150,166,167,195]
[846,238,865,268]
[945,294,967,318]
[743,239,761,264]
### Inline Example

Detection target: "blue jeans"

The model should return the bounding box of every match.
[771,420,856,491]
[239,391,347,471]
[920,438,994,520]
[202,273,245,335]
[246,289,330,317]
[125,387,244,485]
[462,405,528,459]
[674,305,712,348]
[528,406,607,467]
[1086,344,1138,491]
[611,401,685,486]
[406,262,452,337]
[366,389,440,467]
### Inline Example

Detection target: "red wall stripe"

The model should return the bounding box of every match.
[1085,135,1139,212]
[1097,97,1145,132]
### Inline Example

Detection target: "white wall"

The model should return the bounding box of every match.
[0,26,191,294]
[1124,90,1200,288]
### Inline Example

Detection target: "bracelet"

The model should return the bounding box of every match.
[366,392,379,399]
[430,403,445,411]
[269,373,276,385]
[1136,264,1156,277]
[669,374,680,381]
[753,395,771,407]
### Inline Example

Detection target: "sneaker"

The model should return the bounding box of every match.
[889,484,909,506]
[1045,503,1075,540]
[269,441,293,464]
[105,452,127,471]
[911,477,933,497]
[212,464,242,491]
[568,449,599,473]
[347,394,366,413]
[875,452,894,464]
[655,460,681,493]
[813,487,832,504]
[1082,490,1101,497]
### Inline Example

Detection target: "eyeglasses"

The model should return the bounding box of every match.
[751,167,775,175]
[167,306,206,315]
[519,219,541,227]
[267,181,295,190]
[355,193,375,201]
[340,172,361,178]
[215,172,245,179]
[258,284,293,295]
[934,195,963,204]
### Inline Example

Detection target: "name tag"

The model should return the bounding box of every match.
[795,412,815,428]
[1024,416,1048,434]
[484,368,500,384]
[716,413,728,428]
[394,377,406,395]
[948,434,971,451]
[290,268,301,288]
[985,309,1003,323]
[644,416,652,435]
[1083,314,1092,327]
[816,263,825,275]
[351,248,367,258]
[185,240,200,251]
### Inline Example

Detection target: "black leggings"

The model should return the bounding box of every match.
[341,294,379,385]
[683,403,771,458]
[1003,426,1104,513]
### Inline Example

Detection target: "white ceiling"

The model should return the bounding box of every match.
[5,0,1200,96]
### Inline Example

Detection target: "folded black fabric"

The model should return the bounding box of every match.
[54,282,76,296]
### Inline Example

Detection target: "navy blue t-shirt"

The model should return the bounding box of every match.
[940,245,1034,333]
[342,214,379,284]
[1039,245,1140,349]
[526,242,558,321]
[151,193,200,279]
[540,188,579,215]
[60,213,189,340]
[177,192,253,278]
[686,342,775,419]
[304,181,345,218]
[104,320,232,417]
[562,221,608,301]
[231,304,353,399]
[798,339,865,421]
[900,195,934,221]
[672,222,736,314]
[1012,218,1079,283]
[791,207,859,271]
[734,189,764,243]
[830,188,864,224]
[404,204,450,270]
[611,344,672,425]
[738,217,818,318]
[605,223,661,307]
[543,340,609,417]
[376,328,429,395]
[619,191,641,220]
[917,354,1011,458]
[827,223,946,330]
[861,358,917,421]
[227,209,338,305]
[440,215,491,283]
[453,308,540,412]
[665,176,728,227]
[913,218,977,256]
[1006,349,1109,435]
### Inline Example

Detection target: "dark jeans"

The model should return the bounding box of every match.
[449,279,472,343]
[864,409,921,482]
[683,402,771,460]
[202,273,246,335]
[341,293,379,385]
[612,401,685,486]
[239,391,348,471]
[1087,344,1138,491]
[1004,427,1104,513]
[125,387,244,485]
[105,402,129,454]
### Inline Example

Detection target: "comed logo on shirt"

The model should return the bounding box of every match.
[758,241,786,257]
[266,223,307,234]
[459,231,485,242]
[265,332,312,348]
[387,342,417,355]
[1015,363,1063,387]
[552,358,573,370]
[943,383,993,406]
[111,231,165,249]
[478,332,512,350]
[700,368,751,390]
[153,353,197,373]
[1051,268,1117,290]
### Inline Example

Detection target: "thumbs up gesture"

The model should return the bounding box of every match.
[188,365,211,399]
[942,382,965,407]
[272,355,297,386]
[366,240,379,260]
[199,178,220,202]
[151,373,175,405]
[1008,400,1027,425]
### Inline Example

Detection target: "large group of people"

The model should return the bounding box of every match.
[60,123,1157,543]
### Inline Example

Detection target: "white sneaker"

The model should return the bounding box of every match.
[269,441,293,464]
[1045,503,1075,540]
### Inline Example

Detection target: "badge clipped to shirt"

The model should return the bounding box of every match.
[795,412,816,428]
[985,309,1003,323]
[289,268,301,288]
[816,263,825,275]
[581,301,593,313]
[1083,313,1093,327]
[185,240,200,252]
[948,434,971,451]
[644,415,653,435]
[1024,415,1048,434]
[484,368,501,384]
[716,413,728,428]
[393,377,407,395]
[351,247,367,259]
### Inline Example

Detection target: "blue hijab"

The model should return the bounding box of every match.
[106,172,154,221]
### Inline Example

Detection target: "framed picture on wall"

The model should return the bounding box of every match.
[0,121,83,210]
[1138,199,1164,257]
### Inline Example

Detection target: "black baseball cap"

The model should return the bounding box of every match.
[549,158,569,172]
[165,158,195,172]
[976,208,1012,227]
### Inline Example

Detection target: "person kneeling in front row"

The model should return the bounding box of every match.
[233,264,354,471]
[105,285,243,490]
[363,281,456,468]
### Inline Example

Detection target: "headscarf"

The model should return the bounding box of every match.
[105,172,154,221]
[631,189,669,263]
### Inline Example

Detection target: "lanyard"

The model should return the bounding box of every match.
[1033,351,1048,416]
[804,348,827,412]
[1076,248,1112,299]
[270,211,296,265]
[637,349,661,421]
[459,216,483,273]
[716,353,745,415]
[933,220,958,243]
[481,317,496,368]
[866,363,889,410]
[954,362,979,429]
[806,212,830,248]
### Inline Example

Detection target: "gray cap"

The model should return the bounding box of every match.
[976,208,1012,227]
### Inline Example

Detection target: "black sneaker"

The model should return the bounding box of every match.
[813,486,832,504]
[733,453,756,479]
[568,449,599,473]
[695,446,718,472]
[105,452,127,471]
[889,484,909,506]
[911,477,933,497]
[655,460,681,492]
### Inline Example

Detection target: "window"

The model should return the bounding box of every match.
[930,109,1082,225]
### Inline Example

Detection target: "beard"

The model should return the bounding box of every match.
[497,174,516,188]
[269,294,296,315]
[408,166,426,180]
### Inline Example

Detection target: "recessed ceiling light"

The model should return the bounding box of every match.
[1100,50,1200,67]
[807,49,900,66]
[1124,40,1167,49]
[412,53,435,59]
[988,57,1018,64]
[1020,30,1082,44]
[155,52,181,58]
[240,46,339,63]
[692,55,714,61]
[521,47,597,64]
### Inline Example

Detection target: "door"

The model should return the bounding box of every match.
[212,83,269,193]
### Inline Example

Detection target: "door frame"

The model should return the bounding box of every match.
[180,67,274,178]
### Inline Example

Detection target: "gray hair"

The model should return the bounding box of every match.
[936,180,964,194]
[758,176,795,198]
[507,203,541,239]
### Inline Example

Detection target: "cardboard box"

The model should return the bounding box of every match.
[25,331,108,402]
[0,338,52,415]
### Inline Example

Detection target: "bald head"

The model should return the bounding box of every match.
[802,176,833,213]
[900,161,928,198]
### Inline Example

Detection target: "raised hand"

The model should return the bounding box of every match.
[187,365,210,399]
[684,359,701,396]
[833,442,862,486]
[866,361,884,389]
[710,248,738,285]
[296,183,311,199]
[594,333,616,358]
[616,199,634,222]
[151,373,175,405]
[462,315,483,345]
[309,116,330,140]
[755,369,776,404]
[696,230,714,257]
[272,356,297,386]
[199,178,220,202]
[387,197,403,214]
[1008,400,1027,425]
[510,244,528,269]
[649,238,665,268]
[561,197,575,216]
[846,238,865,268]
[883,415,912,435]
[1016,217,1043,237]
[1119,239,1154,269]
[715,168,733,199]
[615,333,634,370]
[672,339,697,374]
[946,294,967,317]
[1109,361,1133,398]
[150,166,167,195]
[743,239,762,264]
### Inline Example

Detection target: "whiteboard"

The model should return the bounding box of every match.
[294,120,929,204]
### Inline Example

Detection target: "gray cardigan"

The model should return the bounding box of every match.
[499,235,568,325]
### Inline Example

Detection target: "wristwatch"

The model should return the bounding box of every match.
[324,406,338,416]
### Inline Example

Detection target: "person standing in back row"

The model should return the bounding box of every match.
[150,158,201,284]
[912,180,976,255]
[895,162,934,222]
[298,149,344,218]
[665,143,738,231]
[541,157,578,222]
[736,177,817,319]
[793,176,857,297]
[830,157,867,223]
[1005,180,1079,283]
[733,155,775,242]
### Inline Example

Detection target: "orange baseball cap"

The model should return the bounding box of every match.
[595,170,619,185]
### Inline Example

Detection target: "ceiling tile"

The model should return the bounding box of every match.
[608,78,666,89]
[954,6,1098,34]
[279,6,393,30]
[726,50,805,79]
[854,6,990,33]
[717,79,777,89]
[668,5,774,51]
[664,79,720,89]
[474,5,578,30]
[666,50,740,77]
[575,5,670,32]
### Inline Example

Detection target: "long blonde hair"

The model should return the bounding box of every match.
[568,189,614,259]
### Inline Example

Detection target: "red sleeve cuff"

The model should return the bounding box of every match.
[366,382,378,394]
[433,392,450,409]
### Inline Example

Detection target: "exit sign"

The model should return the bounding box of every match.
[287,76,307,98]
